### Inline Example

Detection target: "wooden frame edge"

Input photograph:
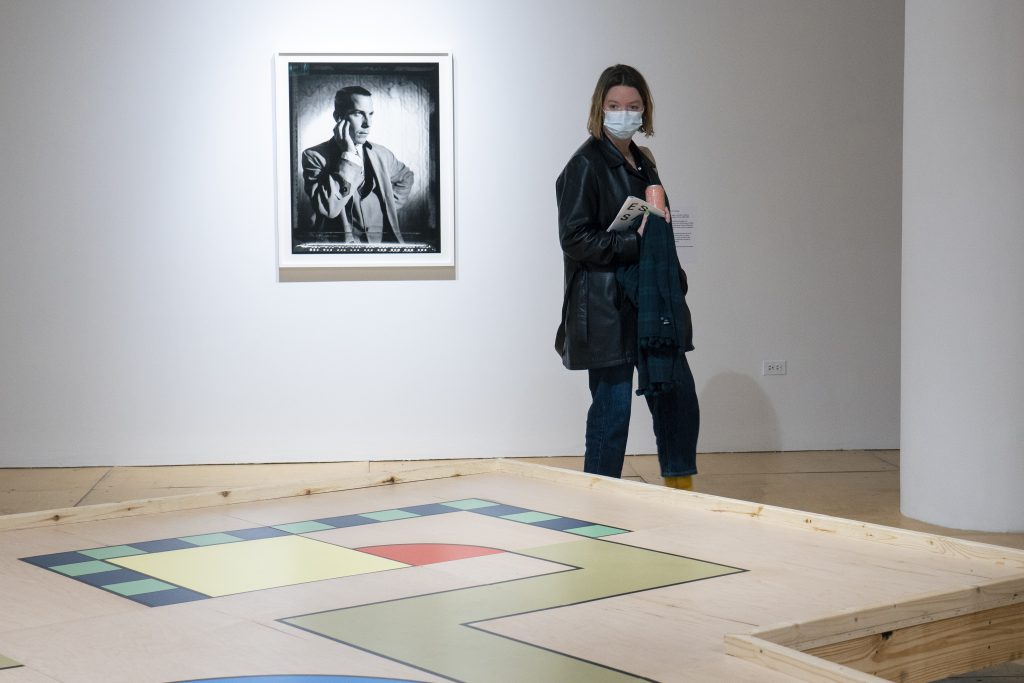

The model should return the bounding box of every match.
[801,598,1024,683]
[724,634,885,682]
[10,456,1020,569]
[732,583,1024,683]
[492,459,1024,568]
[0,459,500,532]
[752,575,1024,650]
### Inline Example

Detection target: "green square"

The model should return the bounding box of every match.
[565,525,628,538]
[80,545,147,560]
[103,578,177,597]
[443,499,498,510]
[180,532,243,546]
[50,560,120,577]
[274,520,334,534]
[361,509,418,522]
[0,654,20,670]
[502,511,561,524]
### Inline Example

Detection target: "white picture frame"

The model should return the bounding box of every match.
[274,53,455,274]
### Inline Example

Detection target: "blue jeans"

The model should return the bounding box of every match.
[585,359,699,478]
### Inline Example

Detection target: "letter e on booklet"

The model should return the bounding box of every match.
[607,196,665,231]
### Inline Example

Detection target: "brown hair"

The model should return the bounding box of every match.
[587,64,655,139]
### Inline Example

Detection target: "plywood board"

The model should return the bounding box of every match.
[1,460,1023,682]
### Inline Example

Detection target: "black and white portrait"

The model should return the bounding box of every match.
[275,54,454,270]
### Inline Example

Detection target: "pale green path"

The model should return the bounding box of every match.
[285,538,742,683]
[0,654,20,670]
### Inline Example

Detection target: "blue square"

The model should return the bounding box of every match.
[399,503,457,517]
[469,504,534,518]
[530,517,594,531]
[129,538,196,553]
[313,515,378,528]
[74,568,151,588]
[229,526,291,540]
[126,587,208,607]
[21,551,92,568]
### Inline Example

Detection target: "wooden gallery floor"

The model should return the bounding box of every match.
[1,451,1023,683]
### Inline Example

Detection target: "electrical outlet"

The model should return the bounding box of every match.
[762,360,787,376]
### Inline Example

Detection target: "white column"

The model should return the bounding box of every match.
[902,0,1024,531]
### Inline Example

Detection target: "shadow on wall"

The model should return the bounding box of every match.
[698,371,781,452]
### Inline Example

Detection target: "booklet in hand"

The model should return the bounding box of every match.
[607,196,666,231]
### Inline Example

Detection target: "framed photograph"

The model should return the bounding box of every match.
[274,53,454,272]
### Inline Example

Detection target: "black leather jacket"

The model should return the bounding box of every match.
[555,136,666,370]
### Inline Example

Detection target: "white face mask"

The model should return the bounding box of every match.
[603,110,643,139]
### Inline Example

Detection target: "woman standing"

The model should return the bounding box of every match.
[555,64,699,489]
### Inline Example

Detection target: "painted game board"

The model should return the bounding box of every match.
[4,462,1024,682]
[21,497,741,682]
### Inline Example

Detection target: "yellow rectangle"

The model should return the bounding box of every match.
[109,535,406,597]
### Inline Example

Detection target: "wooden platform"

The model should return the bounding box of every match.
[1,459,1022,682]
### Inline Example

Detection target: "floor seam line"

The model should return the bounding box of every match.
[73,467,114,507]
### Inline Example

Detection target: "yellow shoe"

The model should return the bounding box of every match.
[664,475,693,490]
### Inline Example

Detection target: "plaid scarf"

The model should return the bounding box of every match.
[616,214,693,396]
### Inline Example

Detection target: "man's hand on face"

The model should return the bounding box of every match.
[333,118,358,155]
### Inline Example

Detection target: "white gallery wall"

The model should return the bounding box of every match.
[901,0,1024,532]
[0,0,904,466]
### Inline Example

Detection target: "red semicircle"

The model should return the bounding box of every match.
[355,543,505,566]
